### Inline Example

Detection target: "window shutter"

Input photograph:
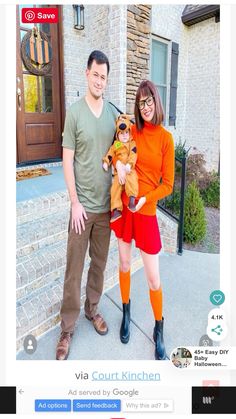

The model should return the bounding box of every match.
[169,42,179,126]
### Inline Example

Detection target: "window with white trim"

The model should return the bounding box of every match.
[151,38,168,117]
[151,37,179,127]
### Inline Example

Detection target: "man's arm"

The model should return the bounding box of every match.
[63,148,78,204]
[63,148,87,234]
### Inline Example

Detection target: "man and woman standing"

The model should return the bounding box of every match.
[56,50,174,361]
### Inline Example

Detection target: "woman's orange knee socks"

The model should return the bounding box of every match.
[149,287,162,321]
[119,270,130,304]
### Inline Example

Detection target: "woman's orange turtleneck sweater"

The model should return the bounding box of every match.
[122,121,175,215]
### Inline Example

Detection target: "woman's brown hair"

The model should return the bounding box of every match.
[134,80,164,131]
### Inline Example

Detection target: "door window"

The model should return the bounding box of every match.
[19,5,53,113]
[39,77,53,113]
[23,74,39,113]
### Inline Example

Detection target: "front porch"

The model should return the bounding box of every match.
[16,162,178,353]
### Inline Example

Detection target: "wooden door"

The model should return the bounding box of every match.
[16,5,63,164]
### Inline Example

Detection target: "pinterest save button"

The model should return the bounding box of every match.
[22,8,58,24]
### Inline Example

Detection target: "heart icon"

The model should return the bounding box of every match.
[213,294,222,303]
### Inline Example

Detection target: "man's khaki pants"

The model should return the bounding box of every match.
[60,211,111,333]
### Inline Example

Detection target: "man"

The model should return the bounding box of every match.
[56,50,118,360]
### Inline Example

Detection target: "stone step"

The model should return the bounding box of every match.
[16,240,67,300]
[16,232,119,300]
[16,276,64,348]
[16,207,70,260]
[17,190,70,226]
[16,236,143,352]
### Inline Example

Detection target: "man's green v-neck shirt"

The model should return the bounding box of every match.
[62,97,118,213]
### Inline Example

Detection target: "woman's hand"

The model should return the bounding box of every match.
[135,196,146,212]
[71,201,88,234]
[116,160,126,185]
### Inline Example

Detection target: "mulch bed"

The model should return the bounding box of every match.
[183,207,220,254]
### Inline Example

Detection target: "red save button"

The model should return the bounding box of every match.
[22,8,58,24]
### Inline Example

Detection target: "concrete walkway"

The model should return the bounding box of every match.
[16,165,65,202]
[17,250,219,360]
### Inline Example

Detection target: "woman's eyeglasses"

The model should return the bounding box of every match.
[138,96,154,110]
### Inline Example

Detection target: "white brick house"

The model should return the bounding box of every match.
[62,4,220,171]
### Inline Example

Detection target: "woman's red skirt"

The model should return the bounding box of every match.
[110,205,162,255]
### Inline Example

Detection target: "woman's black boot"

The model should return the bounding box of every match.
[120,300,131,344]
[153,317,168,360]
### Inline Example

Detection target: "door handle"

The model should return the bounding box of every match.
[17,87,21,111]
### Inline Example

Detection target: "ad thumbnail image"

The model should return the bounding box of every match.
[171,347,193,368]
[16,4,220,360]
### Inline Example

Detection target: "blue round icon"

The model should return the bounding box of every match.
[210,290,225,306]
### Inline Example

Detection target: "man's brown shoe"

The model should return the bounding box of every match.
[56,331,73,360]
[85,313,108,335]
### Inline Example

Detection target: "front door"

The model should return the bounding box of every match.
[16,5,63,164]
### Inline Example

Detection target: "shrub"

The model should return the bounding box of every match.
[175,138,188,160]
[184,181,207,244]
[185,152,220,208]
[164,189,181,216]
[200,172,220,208]
[174,139,190,187]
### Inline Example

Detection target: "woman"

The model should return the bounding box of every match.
[111,80,175,360]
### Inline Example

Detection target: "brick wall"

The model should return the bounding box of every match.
[62,5,87,108]
[157,209,178,254]
[108,5,127,112]
[62,5,126,111]
[185,18,220,171]
[151,5,220,171]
